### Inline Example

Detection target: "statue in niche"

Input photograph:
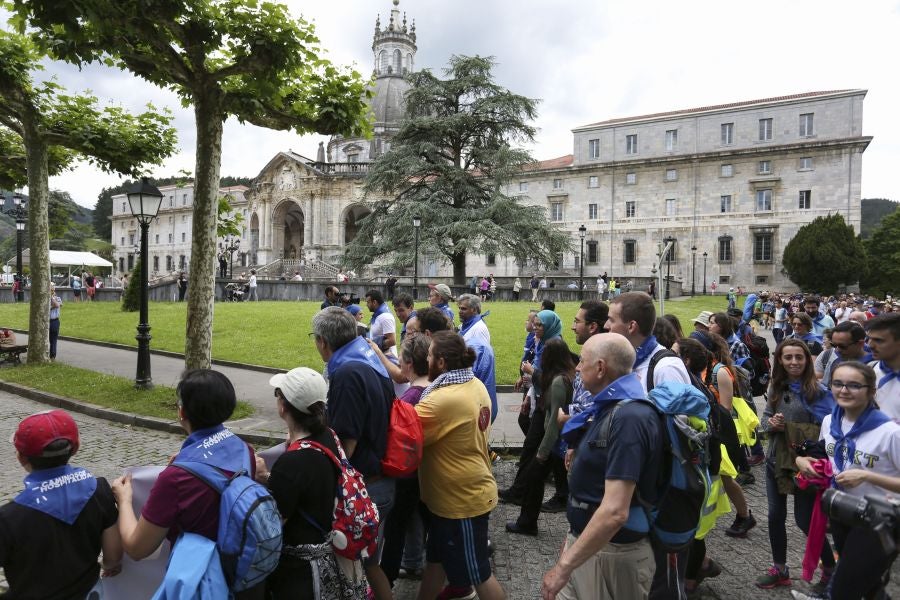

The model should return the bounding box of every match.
[279,166,294,190]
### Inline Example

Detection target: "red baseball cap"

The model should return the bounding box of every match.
[13,410,80,458]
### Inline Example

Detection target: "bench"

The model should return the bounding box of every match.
[0,345,28,364]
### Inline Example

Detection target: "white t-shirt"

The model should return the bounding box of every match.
[635,345,691,392]
[835,307,851,323]
[249,274,257,288]
[774,307,788,329]
[369,310,396,349]
[820,414,900,499]
[874,362,900,423]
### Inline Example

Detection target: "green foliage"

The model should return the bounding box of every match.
[217,195,244,238]
[121,259,142,312]
[861,205,900,296]
[92,187,114,240]
[347,55,571,283]
[782,214,866,294]
[860,198,900,239]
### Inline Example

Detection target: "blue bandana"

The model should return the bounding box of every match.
[14,465,97,524]
[830,403,891,474]
[459,314,484,338]
[175,424,250,473]
[633,335,659,368]
[400,309,417,339]
[561,373,646,444]
[369,302,389,327]
[788,381,834,424]
[327,335,390,380]
[800,332,824,345]
[878,361,899,389]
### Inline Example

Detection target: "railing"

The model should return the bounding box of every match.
[304,258,341,279]
[308,161,371,176]
[255,258,283,278]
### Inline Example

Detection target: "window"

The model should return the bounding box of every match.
[721,122,734,145]
[127,254,134,271]
[799,190,811,209]
[624,240,636,264]
[179,255,186,270]
[759,118,773,141]
[588,176,599,188]
[758,160,772,174]
[119,257,125,272]
[519,181,529,192]
[721,164,733,177]
[182,194,187,206]
[756,189,773,211]
[754,233,773,262]
[121,202,126,212]
[665,198,677,216]
[665,168,677,181]
[719,275,731,284]
[166,256,173,271]
[588,203,598,220]
[588,138,600,159]
[799,157,813,170]
[665,129,678,151]
[587,241,598,264]
[718,236,733,262]
[626,134,638,155]
[799,113,814,137]
[553,178,563,190]
[625,201,636,218]
[120,236,125,246]
[625,172,636,185]
[486,254,496,266]
[168,233,173,243]
[152,256,159,272]
[182,215,187,222]
[155,234,159,244]
[550,202,564,221]
[756,275,769,285]
[720,195,732,213]
[128,234,135,246]
[664,240,676,263]
[181,232,186,242]
[169,196,174,207]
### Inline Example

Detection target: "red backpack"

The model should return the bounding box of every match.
[381,398,424,478]
[287,430,380,560]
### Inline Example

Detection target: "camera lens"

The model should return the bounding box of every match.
[823,488,869,527]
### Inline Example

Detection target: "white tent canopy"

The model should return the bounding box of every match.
[10,249,113,268]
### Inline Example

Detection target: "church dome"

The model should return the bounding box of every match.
[370,74,410,127]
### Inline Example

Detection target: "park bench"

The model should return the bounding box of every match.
[0,345,27,364]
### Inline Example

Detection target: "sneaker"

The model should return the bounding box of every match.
[725,511,757,538]
[541,496,567,513]
[748,454,765,466]
[735,472,756,486]
[790,591,824,600]
[809,570,832,596]
[756,565,791,589]
[397,566,423,580]
[437,585,477,600]
[696,558,722,584]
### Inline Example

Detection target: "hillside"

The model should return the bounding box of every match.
[861,198,899,238]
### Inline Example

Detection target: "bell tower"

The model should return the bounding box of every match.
[372,0,417,78]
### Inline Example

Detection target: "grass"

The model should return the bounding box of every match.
[0,294,744,385]
[0,362,253,420]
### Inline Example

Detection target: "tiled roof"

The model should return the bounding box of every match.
[576,90,862,129]
[523,154,574,171]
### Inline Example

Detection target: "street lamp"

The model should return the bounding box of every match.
[4,193,27,302]
[664,236,675,300]
[412,215,421,300]
[224,235,240,279]
[126,177,163,390]
[702,252,708,295]
[690,245,697,297]
[578,224,587,294]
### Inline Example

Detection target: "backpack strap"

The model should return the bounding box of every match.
[645,348,679,392]
[173,461,243,495]
[592,398,655,449]
[286,439,342,536]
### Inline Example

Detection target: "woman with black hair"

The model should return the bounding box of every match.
[507,338,576,535]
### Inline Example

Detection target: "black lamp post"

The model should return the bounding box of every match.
[664,236,675,300]
[412,215,421,300]
[4,193,26,302]
[127,177,163,390]
[578,224,586,293]
[702,252,708,295]
[690,245,697,297]
[224,235,240,279]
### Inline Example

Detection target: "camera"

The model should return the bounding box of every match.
[338,292,360,306]
[823,488,900,554]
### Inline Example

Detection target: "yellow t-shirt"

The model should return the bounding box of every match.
[415,377,498,519]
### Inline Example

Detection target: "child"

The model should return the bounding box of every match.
[0,410,122,598]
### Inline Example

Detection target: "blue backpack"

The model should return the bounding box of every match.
[175,457,283,592]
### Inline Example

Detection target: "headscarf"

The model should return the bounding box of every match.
[533,310,563,380]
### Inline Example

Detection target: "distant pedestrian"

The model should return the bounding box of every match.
[648,280,656,300]
[513,277,522,301]
[385,275,398,299]
[177,271,188,301]
[49,283,61,360]
[530,274,540,302]
[84,272,96,302]
[248,269,258,301]
[218,254,228,278]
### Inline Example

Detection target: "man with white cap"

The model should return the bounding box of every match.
[428,283,455,324]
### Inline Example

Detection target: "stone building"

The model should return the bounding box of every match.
[483,90,870,291]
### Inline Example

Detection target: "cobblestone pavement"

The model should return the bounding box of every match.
[2,390,898,599]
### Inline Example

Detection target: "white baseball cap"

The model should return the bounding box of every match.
[268,367,327,413]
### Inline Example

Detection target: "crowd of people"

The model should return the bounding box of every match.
[3,284,900,600]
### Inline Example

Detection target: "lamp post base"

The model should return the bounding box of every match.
[135,323,153,389]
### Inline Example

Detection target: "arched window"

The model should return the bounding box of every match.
[393,49,402,74]
[379,50,388,73]
[406,53,413,74]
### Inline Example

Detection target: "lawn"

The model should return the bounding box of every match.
[0,294,742,385]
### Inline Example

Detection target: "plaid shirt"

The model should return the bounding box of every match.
[728,334,752,368]
[421,368,475,400]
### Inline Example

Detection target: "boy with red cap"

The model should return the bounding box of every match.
[0,410,122,598]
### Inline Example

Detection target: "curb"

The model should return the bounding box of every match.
[0,380,284,447]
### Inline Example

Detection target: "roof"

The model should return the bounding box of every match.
[13,250,112,268]
[575,90,864,130]
[522,155,574,172]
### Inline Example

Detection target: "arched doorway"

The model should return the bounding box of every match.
[272,200,304,260]
[344,204,371,245]
[249,213,260,265]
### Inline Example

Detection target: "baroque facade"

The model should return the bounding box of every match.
[483,90,870,291]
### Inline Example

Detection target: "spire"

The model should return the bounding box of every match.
[375,14,381,33]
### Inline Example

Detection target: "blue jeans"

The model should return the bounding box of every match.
[365,477,396,567]
[49,318,60,359]
[765,463,834,567]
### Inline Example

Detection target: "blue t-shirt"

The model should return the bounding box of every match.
[326,363,393,478]
[567,400,662,539]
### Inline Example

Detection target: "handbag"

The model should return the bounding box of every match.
[281,541,368,599]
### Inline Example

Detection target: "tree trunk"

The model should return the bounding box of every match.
[184,91,225,370]
[452,252,467,285]
[23,118,50,364]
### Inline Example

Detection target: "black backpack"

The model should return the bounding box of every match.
[740,325,771,397]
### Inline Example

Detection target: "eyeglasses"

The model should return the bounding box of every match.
[831,342,858,351]
[830,380,869,392]
[791,321,806,327]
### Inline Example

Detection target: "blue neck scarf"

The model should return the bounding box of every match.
[459,314,483,337]
[800,332,824,344]
[15,465,97,524]
[327,335,389,379]
[369,302,389,326]
[830,403,891,473]
[633,335,659,368]
[436,302,454,323]
[176,424,249,473]
[788,381,834,424]
[878,361,899,389]
[400,309,417,338]
[561,373,646,444]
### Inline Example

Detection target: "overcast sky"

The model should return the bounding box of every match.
[8,0,900,208]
